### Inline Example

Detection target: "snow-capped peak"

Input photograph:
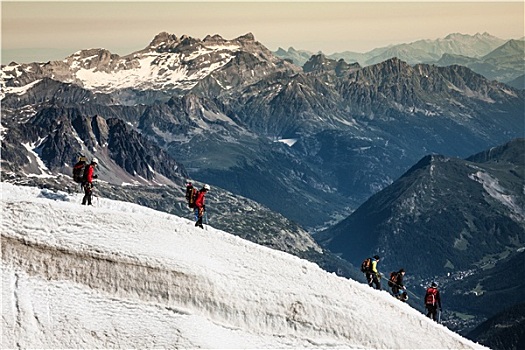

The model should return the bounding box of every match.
[1,32,262,95]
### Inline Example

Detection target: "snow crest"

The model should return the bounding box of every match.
[1,183,486,349]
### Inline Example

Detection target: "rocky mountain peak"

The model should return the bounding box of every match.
[445,32,471,40]
[236,32,256,42]
[403,154,448,177]
[203,34,227,44]
[66,48,120,71]
[358,57,411,80]
[302,54,359,76]
[303,54,333,73]
[161,35,207,56]
[444,32,496,41]
[382,56,409,68]
[68,48,112,60]
[335,59,360,76]
[148,32,180,50]
[483,39,525,60]
[275,47,288,55]
[322,138,525,273]
[475,31,493,38]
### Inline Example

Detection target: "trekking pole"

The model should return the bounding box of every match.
[92,181,98,207]
[204,211,209,230]
[438,309,442,324]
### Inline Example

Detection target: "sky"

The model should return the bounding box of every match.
[1,1,524,64]
[1,182,487,349]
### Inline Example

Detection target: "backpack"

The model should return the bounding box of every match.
[360,258,372,273]
[73,159,87,183]
[82,164,93,183]
[425,287,438,305]
[388,272,398,288]
[186,185,198,209]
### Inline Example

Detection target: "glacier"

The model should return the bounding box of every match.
[1,183,485,349]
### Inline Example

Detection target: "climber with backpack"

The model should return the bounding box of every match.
[194,184,210,229]
[425,282,442,321]
[82,158,98,206]
[72,154,88,186]
[388,269,408,302]
[361,255,382,290]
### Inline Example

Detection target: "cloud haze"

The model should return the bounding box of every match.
[2,1,524,64]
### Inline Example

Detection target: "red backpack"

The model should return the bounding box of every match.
[185,184,198,208]
[425,287,438,305]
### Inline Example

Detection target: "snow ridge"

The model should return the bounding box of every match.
[1,183,485,349]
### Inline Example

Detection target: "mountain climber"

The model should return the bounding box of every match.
[194,184,210,228]
[365,255,382,290]
[82,158,98,205]
[389,269,408,301]
[425,282,442,321]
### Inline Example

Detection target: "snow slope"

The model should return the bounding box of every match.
[1,183,486,349]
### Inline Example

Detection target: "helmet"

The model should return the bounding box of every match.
[92,158,99,164]
[203,184,210,191]
[431,282,437,287]
[373,255,380,260]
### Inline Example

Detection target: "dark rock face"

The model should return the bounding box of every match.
[1,104,188,185]
[320,139,525,275]
[2,32,524,228]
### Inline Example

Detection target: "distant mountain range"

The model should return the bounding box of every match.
[4,32,522,230]
[319,138,525,272]
[274,33,524,86]
[1,31,524,338]
[435,39,525,86]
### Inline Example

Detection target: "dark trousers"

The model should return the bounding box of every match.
[426,305,438,321]
[366,273,381,290]
[82,183,93,205]
[392,286,402,297]
[392,285,400,295]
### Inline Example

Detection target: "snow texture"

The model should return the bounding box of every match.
[1,183,486,349]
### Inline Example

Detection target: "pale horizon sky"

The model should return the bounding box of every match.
[2,1,524,64]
